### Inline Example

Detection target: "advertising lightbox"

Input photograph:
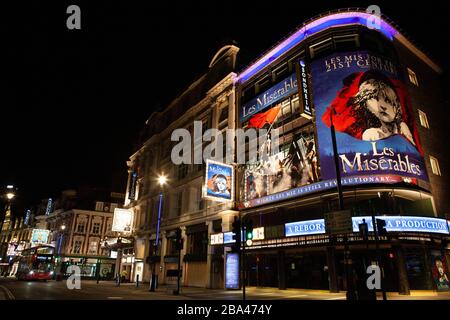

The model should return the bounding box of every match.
[311,51,428,183]
[225,253,240,289]
[112,208,134,233]
[31,229,50,246]
[204,159,234,202]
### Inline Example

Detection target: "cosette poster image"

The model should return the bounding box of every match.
[205,159,234,202]
[311,51,429,183]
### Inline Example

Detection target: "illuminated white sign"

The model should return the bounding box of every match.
[112,208,134,233]
[210,233,224,245]
[252,227,264,240]
[285,216,449,237]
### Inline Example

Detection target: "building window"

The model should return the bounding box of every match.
[92,222,101,234]
[171,192,183,216]
[95,202,104,211]
[407,68,419,86]
[187,231,207,259]
[218,106,229,129]
[418,109,429,128]
[77,223,85,233]
[194,187,204,211]
[88,240,98,254]
[430,156,441,176]
[73,240,82,254]
[177,163,188,180]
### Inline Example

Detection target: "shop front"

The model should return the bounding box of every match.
[215,215,450,293]
[60,256,116,280]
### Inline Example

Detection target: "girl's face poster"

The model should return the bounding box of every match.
[205,159,234,202]
[311,51,428,184]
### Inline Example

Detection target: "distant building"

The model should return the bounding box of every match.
[43,188,125,280]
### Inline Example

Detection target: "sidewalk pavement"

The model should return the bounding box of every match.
[80,280,450,299]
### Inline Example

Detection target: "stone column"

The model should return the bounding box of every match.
[326,245,339,293]
[394,245,410,295]
[277,250,286,290]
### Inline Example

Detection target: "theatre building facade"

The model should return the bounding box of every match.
[225,9,450,294]
[125,45,239,288]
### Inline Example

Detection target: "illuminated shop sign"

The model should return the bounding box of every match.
[297,60,313,119]
[351,216,449,235]
[223,232,236,244]
[241,73,297,122]
[285,219,325,237]
[285,216,449,237]
[252,227,265,240]
[225,253,240,289]
[311,51,428,184]
[241,174,416,209]
[210,233,224,245]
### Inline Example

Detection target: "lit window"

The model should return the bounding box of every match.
[95,202,104,211]
[73,240,82,254]
[407,68,419,86]
[92,222,101,234]
[418,109,429,128]
[430,156,441,176]
[88,241,98,254]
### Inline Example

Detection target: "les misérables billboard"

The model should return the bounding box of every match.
[311,51,428,184]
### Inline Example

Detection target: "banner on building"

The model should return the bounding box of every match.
[204,159,234,202]
[430,250,450,291]
[243,127,319,202]
[112,208,134,233]
[128,172,138,200]
[311,50,428,183]
[296,60,313,119]
[241,73,298,122]
[31,229,50,246]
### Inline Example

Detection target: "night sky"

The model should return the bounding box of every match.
[1,1,449,215]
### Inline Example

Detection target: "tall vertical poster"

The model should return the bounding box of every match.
[311,51,428,183]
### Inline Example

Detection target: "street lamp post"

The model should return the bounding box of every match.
[150,174,167,292]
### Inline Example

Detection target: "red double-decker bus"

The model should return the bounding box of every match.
[16,245,55,281]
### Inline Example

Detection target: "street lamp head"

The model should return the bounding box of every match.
[158,174,167,186]
[6,192,15,200]
[61,225,66,231]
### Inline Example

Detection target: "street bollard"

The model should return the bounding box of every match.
[136,274,139,288]
[116,274,121,287]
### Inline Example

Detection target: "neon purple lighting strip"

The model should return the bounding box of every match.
[237,12,398,83]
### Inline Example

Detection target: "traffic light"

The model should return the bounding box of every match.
[244,219,253,241]
[175,228,183,250]
[376,218,387,236]
[231,217,241,252]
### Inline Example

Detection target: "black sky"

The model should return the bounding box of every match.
[1,1,449,214]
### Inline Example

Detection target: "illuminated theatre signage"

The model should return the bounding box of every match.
[297,60,313,119]
[241,73,298,122]
[311,51,429,184]
[240,173,416,209]
[285,216,449,237]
